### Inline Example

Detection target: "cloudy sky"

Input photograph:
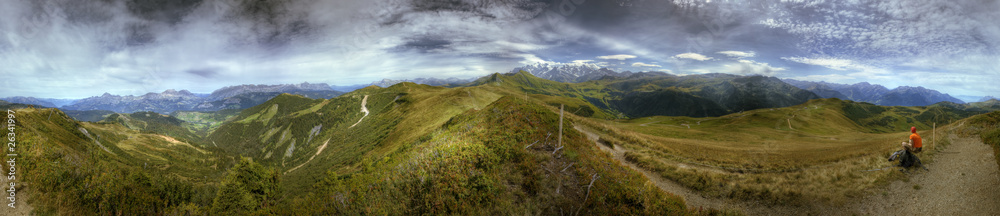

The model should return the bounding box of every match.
[1,0,998,100]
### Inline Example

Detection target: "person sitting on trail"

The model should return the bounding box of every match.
[901,126,922,153]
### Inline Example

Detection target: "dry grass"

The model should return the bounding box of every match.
[567,101,950,205]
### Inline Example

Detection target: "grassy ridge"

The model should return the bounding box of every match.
[206,84,504,197]
[289,96,693,215]
[6,107,223,215]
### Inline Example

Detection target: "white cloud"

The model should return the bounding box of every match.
[631,62,662,67]
[690,69,713,74]
[781,57,858,71]
[572,60,594,64]
[717,51,755,58]
[674,53,713,61]
[724,59,786,76]
[596,54,638,60]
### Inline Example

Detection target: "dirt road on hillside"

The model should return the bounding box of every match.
[349,95,369,128]
[285,139,331,175]
[575,125,1000,215]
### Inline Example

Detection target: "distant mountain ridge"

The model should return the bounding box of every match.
[370,77,473,87]
[52,82,343,115]
[980,96,999,102]
[469,70,820,118]
[208,82,333,100]
[783,79,964,106]
[0,96,58,107]
[511,62,633,83]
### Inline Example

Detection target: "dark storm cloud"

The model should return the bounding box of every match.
[125,23,156,46]
[393,38,453,53]
[125,0,203,25]
[377,0,548,54]
[185,67,220,78]
[221,0,313,50]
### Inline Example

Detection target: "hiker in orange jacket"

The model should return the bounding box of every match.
[901,126,922,153]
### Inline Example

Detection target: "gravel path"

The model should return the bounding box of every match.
[846,134,1000,215]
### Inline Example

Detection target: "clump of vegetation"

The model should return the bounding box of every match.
[12,108,213,215]
[210,157,282,215]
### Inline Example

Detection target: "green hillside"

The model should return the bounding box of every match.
[205,85,505,196]
[197,81,714,214]
[170,109,241,137]
[63,109,116,122]
[465,71,819,118]
[102,111,204,145]
[287,96,689,214]
[5,107,225,215]
[567,97,1000,205]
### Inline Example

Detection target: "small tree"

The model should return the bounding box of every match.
[211,157,281,215]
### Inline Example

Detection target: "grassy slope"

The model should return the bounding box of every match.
[102,111,204,145]
[200,81,712,214]
[290,96,692,215]
[205,85,506,196]
[62,109,116,122]
[569,97,990,205]
[956,111,1000,170]
[170,109,241,138]
[6,107,223,215]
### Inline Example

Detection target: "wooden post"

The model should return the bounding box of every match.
[933,123,936,148]
[559,104,564,147]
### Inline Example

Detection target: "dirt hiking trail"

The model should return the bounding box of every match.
[575,125,1000,215]
[845,134,1000,215]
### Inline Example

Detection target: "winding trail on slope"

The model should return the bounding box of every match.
[573,125,731,210]
[285,139,331,175]
[349,95,369,128]
[575,124,1000,215]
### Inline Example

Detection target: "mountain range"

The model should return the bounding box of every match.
[1,65,979,122]
[3,83,343,119]
[783,79,965,106]
[466,71,819,118]
[511,62,971,107]
[511,62,633,83]
[369,77,474,87]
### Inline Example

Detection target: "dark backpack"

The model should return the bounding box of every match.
[889,150,917,168]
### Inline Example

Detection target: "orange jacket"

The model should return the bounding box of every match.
[909,133,922,148]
